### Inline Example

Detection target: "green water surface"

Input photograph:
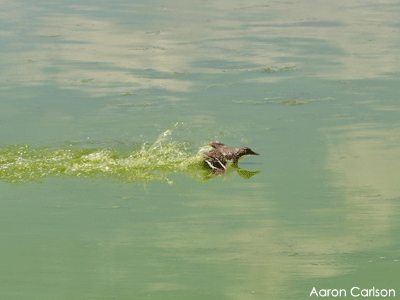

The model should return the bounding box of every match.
[1,0,399,299]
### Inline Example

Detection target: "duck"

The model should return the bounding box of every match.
[204,142,260,175]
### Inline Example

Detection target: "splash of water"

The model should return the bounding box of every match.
[0,125,212,184]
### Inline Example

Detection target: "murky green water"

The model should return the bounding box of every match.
[1,0,399,299]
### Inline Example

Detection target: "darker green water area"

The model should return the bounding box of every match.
[1,0,400,299]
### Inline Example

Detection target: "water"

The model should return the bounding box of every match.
[1,0,399,299]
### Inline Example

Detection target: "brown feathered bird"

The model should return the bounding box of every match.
[204,142,259,175]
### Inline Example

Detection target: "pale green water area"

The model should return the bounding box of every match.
[1,0,400,299]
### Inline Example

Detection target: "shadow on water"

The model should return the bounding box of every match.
[0,124,260,184]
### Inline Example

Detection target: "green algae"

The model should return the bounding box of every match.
[233,97,335,106]
[279,97,335,105]
[37,34,61,38]
[257,66,296,73]
[0,134,194,184]
[0,129,209,184]
[112,103,154,107]
[232,100,265,105]
[279,99,310,105]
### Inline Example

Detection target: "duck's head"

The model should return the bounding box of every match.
[236,147,260,157]
[230,147,260,163]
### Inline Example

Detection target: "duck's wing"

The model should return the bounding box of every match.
[205,157,227,169]
[204,150,214,158]
[209,142,226,149]
[204,150,227,164]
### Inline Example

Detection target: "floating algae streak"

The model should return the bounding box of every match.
[0,127,214,184]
